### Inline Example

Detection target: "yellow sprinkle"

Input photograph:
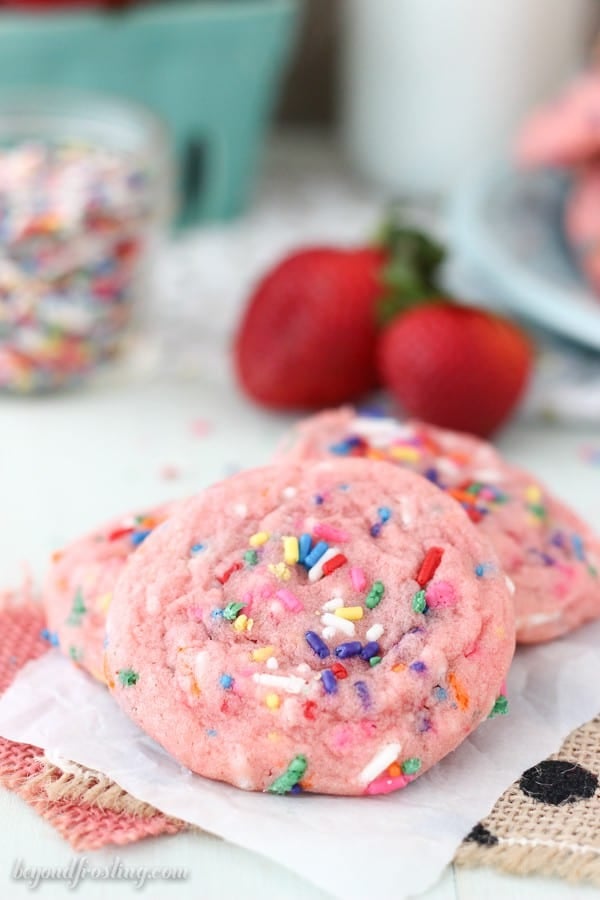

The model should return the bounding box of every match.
[97,592,113,614]
[268,731,280,741]
[265,693,280,709]
[251,646,275,662]
[525,485,542,503]
[283,536,299,565]
[268,562,291,581]
[249,531,270,548]
[233,614,248,632]
[389,445,420,462]
[334,606,364,621]
[246,618,254,632]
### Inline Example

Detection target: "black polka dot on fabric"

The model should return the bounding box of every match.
[520,759,598,805]
[465,823,498,846]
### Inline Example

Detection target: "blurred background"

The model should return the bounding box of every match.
[2,0,600,416]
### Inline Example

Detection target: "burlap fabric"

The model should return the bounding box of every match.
[455,715,600,885]
[0,588,186,850]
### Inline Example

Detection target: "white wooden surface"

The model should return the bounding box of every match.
[1,373,600,899]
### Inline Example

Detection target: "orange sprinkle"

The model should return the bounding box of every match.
[392,663,406,673]
[388,762,402,778]
[448,672,469,710]
[447,488,477,504]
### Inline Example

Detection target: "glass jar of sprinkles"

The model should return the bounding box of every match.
[0,90,173,393]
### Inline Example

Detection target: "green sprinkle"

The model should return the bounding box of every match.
[465,482,482,495]
[412,589,427,614]
[67,588,87,625]
[267,754,308,795]
[401,757,422,776]
[365,580,385,610]
[244,550,258,566]
[489,695,509,718]
[369,656,382,667]
[528,503,547,519]
[118,668,139,687]
[589,565,598,579]
[222,601,246,621]
[68,646,82,662]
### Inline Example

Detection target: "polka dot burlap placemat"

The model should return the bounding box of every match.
[1,589,599,879]
[455,715,600,885]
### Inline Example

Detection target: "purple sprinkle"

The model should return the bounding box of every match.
[410,661,427,673]
[290,782,304,794]
[305,631,330,659]
[418,717,432,732]
[360,641,381,661]
[335,641,362,659]
[407,626,424,635]
[424,467,441,485]
[550,531,566,549]
[370,522,382,538]
[314,494,324,505]
[354,680,371,709]
[321,669,338,694]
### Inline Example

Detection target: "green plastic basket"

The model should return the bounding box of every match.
[0,0,299,225]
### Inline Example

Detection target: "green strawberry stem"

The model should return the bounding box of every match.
[375,221,447,326]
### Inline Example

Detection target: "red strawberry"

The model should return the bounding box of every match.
[235,247,386,408]
[377,301,533,437]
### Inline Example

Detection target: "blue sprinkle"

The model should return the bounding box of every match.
[433,686,448,702]
[219,674,234,690]
[314,494,324,505]
[206,728,218,737]
[424,467,441,485]
[305,631,330,659]
[572,534,586,561]
[103,635,109,649]
[40,628,59,647]
[370,522,382,538]
[211,609,224,619]
[378,506,392,523]
[131,529,152,547]
[304,540,329,568]
[190,542,206,555]
[298,533,312,564]
[354,680,371,709]
[475,564,485,577]
[338,483,350,491]
[335,641,362,659]
[290,782,304,794]
[321,669,338,694]
[360,641,380,661]
[356,404,387,418]
[410,661,427,673]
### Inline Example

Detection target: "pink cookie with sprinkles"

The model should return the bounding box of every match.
[105,458,514,796]
[279,408,600,644]
[43,502,177,683]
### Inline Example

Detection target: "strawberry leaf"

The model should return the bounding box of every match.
[376,223,447,326]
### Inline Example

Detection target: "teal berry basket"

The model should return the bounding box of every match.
[0,0,300,226]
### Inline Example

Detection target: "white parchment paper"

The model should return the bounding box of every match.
[1,624,599,900]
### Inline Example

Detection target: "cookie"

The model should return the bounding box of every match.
[44,503,176,682]
[105,458,514,796]
[564,167,600,295]
[279,409,600,644]
[516,72,600,168]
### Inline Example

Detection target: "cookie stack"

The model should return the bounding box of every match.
[517,69,600,295]
[43,410,600,796]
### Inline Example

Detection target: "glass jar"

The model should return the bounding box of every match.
[0,89,173,393]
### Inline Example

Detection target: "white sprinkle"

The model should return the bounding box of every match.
[322,626,335,640]
[233,503,248,518]
[296,663,311,674]
[505,576,515,595]
[471,468,503,484]
[308,547,340,582]
[145,591,160,614]
[321,612,355,637]
[366,623,384,642]
[282,486,297,499]
[194,651,209,685]
[516,611,562,628]
[358,742,402,785]
[266,657,279,670]
[353,416,411,446]
[269,601,283,615]
[322,597,344,612]
[253,673,307,694]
